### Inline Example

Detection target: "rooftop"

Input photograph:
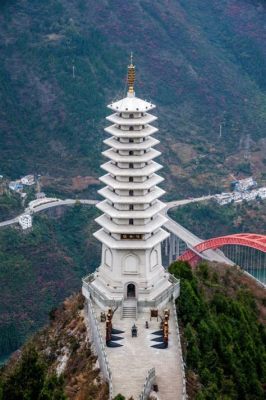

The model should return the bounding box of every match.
[108,96,155,113]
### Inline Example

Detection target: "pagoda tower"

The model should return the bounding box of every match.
[83,57,179,311]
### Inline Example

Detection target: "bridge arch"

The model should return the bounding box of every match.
[179,233,266,265]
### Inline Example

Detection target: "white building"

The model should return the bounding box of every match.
[21,174,35,186]
[36,192,46,199]
[82,59,179,311]
[18,214,32,230]
[234,177,257,192]
[9,181,23,192]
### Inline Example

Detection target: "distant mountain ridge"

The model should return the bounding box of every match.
[0,0,266,197]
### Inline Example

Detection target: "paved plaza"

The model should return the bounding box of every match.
[96,303,183,399]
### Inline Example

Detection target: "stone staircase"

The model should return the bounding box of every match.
[122,299,137,319]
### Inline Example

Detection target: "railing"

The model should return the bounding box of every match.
[241,269,266,290]
[82,273,122,308]
[85,296,113,400]
[138,274,180,309]
[139,367,156,400]
[83,273,180,310]
[172,299,187,400]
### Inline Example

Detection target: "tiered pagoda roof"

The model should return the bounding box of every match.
[94,58,168,250]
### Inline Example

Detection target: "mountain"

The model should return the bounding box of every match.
[0,205,100,359]
[1,263,266,400]
[0,293,109,400]
[0,0,266,198]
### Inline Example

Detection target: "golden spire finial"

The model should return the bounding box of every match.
[127,52,135,95]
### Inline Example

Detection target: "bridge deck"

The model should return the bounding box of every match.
[164,218,234,265]
[96,302,183,399]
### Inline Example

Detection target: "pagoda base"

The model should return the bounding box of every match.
[82,272,180,313]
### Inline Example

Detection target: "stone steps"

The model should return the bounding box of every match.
[122,306,137,319]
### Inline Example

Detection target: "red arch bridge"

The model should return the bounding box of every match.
[178,233,266,281]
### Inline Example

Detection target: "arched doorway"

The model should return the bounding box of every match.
[127,283,136,298]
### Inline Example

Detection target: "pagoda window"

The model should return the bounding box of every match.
[129,126,134,131]
[129,204,134,210]
[130,113,134,118]
[129,163,134,168]
[129,151,133,156]
[129,138,134,143]
[129,190,134,196]
[129,219,134,225]
[121,233,143,240]
[142,125,145,129]
[141,113,144,116]
[129,177,133,182]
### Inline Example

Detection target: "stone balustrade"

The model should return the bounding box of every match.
[85,296,113,399]
[139,367,156,400]
[172,299,187,399]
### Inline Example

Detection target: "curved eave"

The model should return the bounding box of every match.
[98,186,165,204]
[94,228,169,250]
[99,174,164,190]
[101,161,163,176]
[105,124,158,139]
[104,136,159,151]
[106,113,157,126]
[95,214,168,234]
[96,199,166,219]
[102,148,161,163]
[108,96,156,113]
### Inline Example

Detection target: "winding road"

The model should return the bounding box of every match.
[0,194,232,264]
[0,198,97,228]
[0,195,211,229]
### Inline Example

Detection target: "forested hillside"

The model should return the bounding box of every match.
[170,261,266,399]
[0,0,266,197]
[0,205,100,359]
[169,198,266,239]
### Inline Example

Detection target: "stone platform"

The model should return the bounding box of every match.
[95,302,184,399]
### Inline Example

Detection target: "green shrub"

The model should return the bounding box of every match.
[113,395,126,400]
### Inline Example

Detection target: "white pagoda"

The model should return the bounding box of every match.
[82,58,179,314]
